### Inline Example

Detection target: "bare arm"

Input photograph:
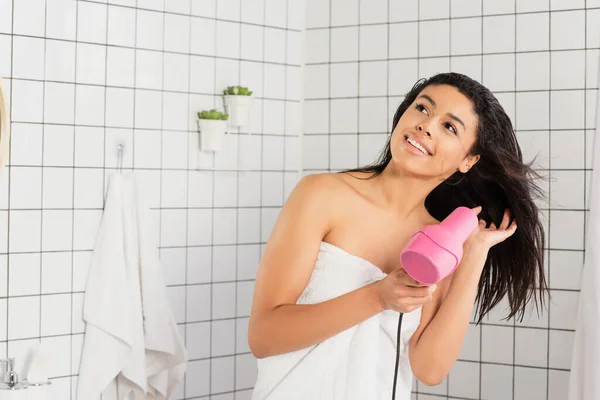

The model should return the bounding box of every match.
[408,242,488,385]
[248,175,433,359]
[249,277,386,359]
[248,175,383,358]
[408,208,517,385]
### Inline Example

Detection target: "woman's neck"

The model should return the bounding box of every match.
[371,163,441,220]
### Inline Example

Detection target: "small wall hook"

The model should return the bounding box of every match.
[117,143,125,172]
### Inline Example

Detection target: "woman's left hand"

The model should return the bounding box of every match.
[466,206,517,249]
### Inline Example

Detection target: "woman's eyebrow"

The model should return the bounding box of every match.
[417,94,466,129]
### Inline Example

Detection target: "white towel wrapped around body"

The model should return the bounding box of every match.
[252,241,422,400]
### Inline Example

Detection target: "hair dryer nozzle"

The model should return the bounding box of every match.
[400,206,479,285]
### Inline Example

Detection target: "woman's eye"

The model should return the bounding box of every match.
[445,123,457,134]
[416,104,428,114]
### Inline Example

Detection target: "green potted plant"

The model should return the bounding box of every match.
[196,109,229,152]
[222,85,252,127]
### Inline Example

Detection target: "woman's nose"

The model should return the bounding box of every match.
[417,123,432,137]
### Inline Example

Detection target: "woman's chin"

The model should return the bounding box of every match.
[391,157,433,178]
[391,156,455,182]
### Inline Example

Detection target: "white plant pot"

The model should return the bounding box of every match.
[223,95,251,127]
[197,119,228,152]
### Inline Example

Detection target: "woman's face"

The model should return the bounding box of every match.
[390,84,480,180]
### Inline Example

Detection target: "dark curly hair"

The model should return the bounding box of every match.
[343,72,549,323]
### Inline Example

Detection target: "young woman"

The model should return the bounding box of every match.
[248,73,548,399]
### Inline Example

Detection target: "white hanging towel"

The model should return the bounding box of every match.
[568,67,600,399]
[77,172,187,400]
[77,172,147,400]
[130,171,187,399]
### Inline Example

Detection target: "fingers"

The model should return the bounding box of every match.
[394,267,428,287]
[471,206,482,215]
[499,224,518,243]
[494,217,519,242]
[384,269,438,313]
[496,210,517,236]
[400,284,437,298]
[394,271,437,297]
[484,209,515,232]
[499,209,512,230]
[507,219,518,234]
[400,295,434,306]
[392,269,437,297]
[388,290,436,312]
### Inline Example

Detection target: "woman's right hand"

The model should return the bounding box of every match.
[375,267,437,313]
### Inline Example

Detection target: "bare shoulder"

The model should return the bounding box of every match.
[269,173,350,238]
[294,172,347,192]
[290,172,358,206]
[251,173,356,315]
[297,172,356,189]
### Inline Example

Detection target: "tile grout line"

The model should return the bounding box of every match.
[386,0,390,179]
[102,1,110,223]
[234,0,243,394]
[583,0,588,284]
[303,87,596,100]
[131,1,137,179]
[329,0,332,172]
[282,0,290,208]
[303,5,598,30]
[2,41,303,69]
[157,4,166,397]
[303,47,600,66]
[76,0,303,33]
[38,0,48,349]
[209,1,218,396]
[3,0,13,358]
[183,0,193,397]
[255,0,268,389]
[69,0,79,397]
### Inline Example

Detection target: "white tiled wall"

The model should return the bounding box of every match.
[2,0,597,398]
[0,0,303,398]
[304,0,598,399]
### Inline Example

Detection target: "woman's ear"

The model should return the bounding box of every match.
[458,154,480,173]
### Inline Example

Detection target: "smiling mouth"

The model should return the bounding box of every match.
[405,136,431,155]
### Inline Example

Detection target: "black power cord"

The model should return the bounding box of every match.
[391,313,404,400]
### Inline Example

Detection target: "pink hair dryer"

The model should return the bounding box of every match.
[401,207,479,285]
